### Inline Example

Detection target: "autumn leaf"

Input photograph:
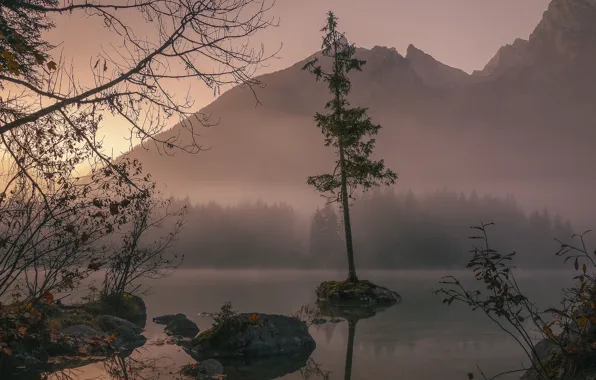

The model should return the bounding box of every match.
[48,320,60,331]
[1,51,14,60]
[42,291,55,304]
[17,326,27,336]
[109,203,119,215]
[47,61,57,70]
[105,333,116,343]
[577,316,588,328]
[78,346,89,354]
[249,313,260,323]
[2,347,12,356]
[34,53,45,64]
[543,325,554,339]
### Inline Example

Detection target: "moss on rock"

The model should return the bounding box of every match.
[315,279,401,306]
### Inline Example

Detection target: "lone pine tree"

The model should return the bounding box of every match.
[303,12,397,282]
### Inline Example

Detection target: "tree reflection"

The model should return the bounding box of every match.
[316,301,395,380]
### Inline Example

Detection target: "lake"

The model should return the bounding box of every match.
[57,269,574,380]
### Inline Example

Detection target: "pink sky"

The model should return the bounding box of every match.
[46,0,552,153]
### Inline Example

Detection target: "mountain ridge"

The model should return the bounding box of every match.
[126,0,596,224]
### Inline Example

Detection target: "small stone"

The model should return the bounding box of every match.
[153,313,187,325]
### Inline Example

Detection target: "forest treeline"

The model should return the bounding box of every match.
[170,189,574,269]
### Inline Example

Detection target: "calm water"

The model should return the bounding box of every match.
[60,269,573,380]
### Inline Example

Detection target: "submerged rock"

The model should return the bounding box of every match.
[315,280,401,306]
[179,359,224,379]
[219,350,313,380]
[198,359,224,377]
[165,315,200,338]
[188,313,316,359]
[153,313,187,325]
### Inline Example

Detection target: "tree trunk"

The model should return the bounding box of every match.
[344,319,356,380]
[339,144,358,283]
[333,35,359,284]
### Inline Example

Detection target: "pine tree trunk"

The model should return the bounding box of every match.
[333,36,359,284]
[344,319,356,380]
[339,143,358,283]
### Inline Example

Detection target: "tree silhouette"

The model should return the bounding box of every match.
[303,12,397,282]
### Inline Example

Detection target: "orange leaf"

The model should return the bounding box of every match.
[543,325,554,338]
[249,313,260,323]
[17,326,27,336]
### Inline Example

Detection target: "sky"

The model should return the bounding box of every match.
[45,0,551,154]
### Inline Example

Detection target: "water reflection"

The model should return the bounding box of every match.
[316,300,397,380]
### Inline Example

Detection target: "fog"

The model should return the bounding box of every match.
[163,189,581,270]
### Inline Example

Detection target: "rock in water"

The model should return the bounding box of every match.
[165,315,200,338]
[153,313,187,325]
[188,313,316,359]
[315,280,401,306]
[198,359,224,377]
[97,315,146,349]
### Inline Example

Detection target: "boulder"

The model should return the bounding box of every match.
[315,280,401,306]
[165,315,200,338]
[60,325,105,339]
[188,313,316,359]
[153,313,187,325]
[97,315,146,349]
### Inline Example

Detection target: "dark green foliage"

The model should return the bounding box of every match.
[303,11,396,282]
[302,12,397,200]
[309,204,344,268]
[436,223,596,380]
[212,301,238,328]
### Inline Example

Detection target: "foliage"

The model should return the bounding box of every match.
[291,304,323,327]
[101,180,186,300]
[303,11,396,282]
[436,222,596,380]
[302,13,397,201]
[0,291,123,376]
[300,357,331,380]
[0,0,277,182]
[212,301,238,328]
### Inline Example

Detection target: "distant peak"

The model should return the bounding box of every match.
[406,44,426,58]
[404,44,471,89]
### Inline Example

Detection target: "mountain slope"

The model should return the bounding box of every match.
[406,44,473,88]
[128,0,596,223]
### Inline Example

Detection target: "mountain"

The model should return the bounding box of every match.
[406,44,473,88]
[472,38,529,78]
[128,0,596,225]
